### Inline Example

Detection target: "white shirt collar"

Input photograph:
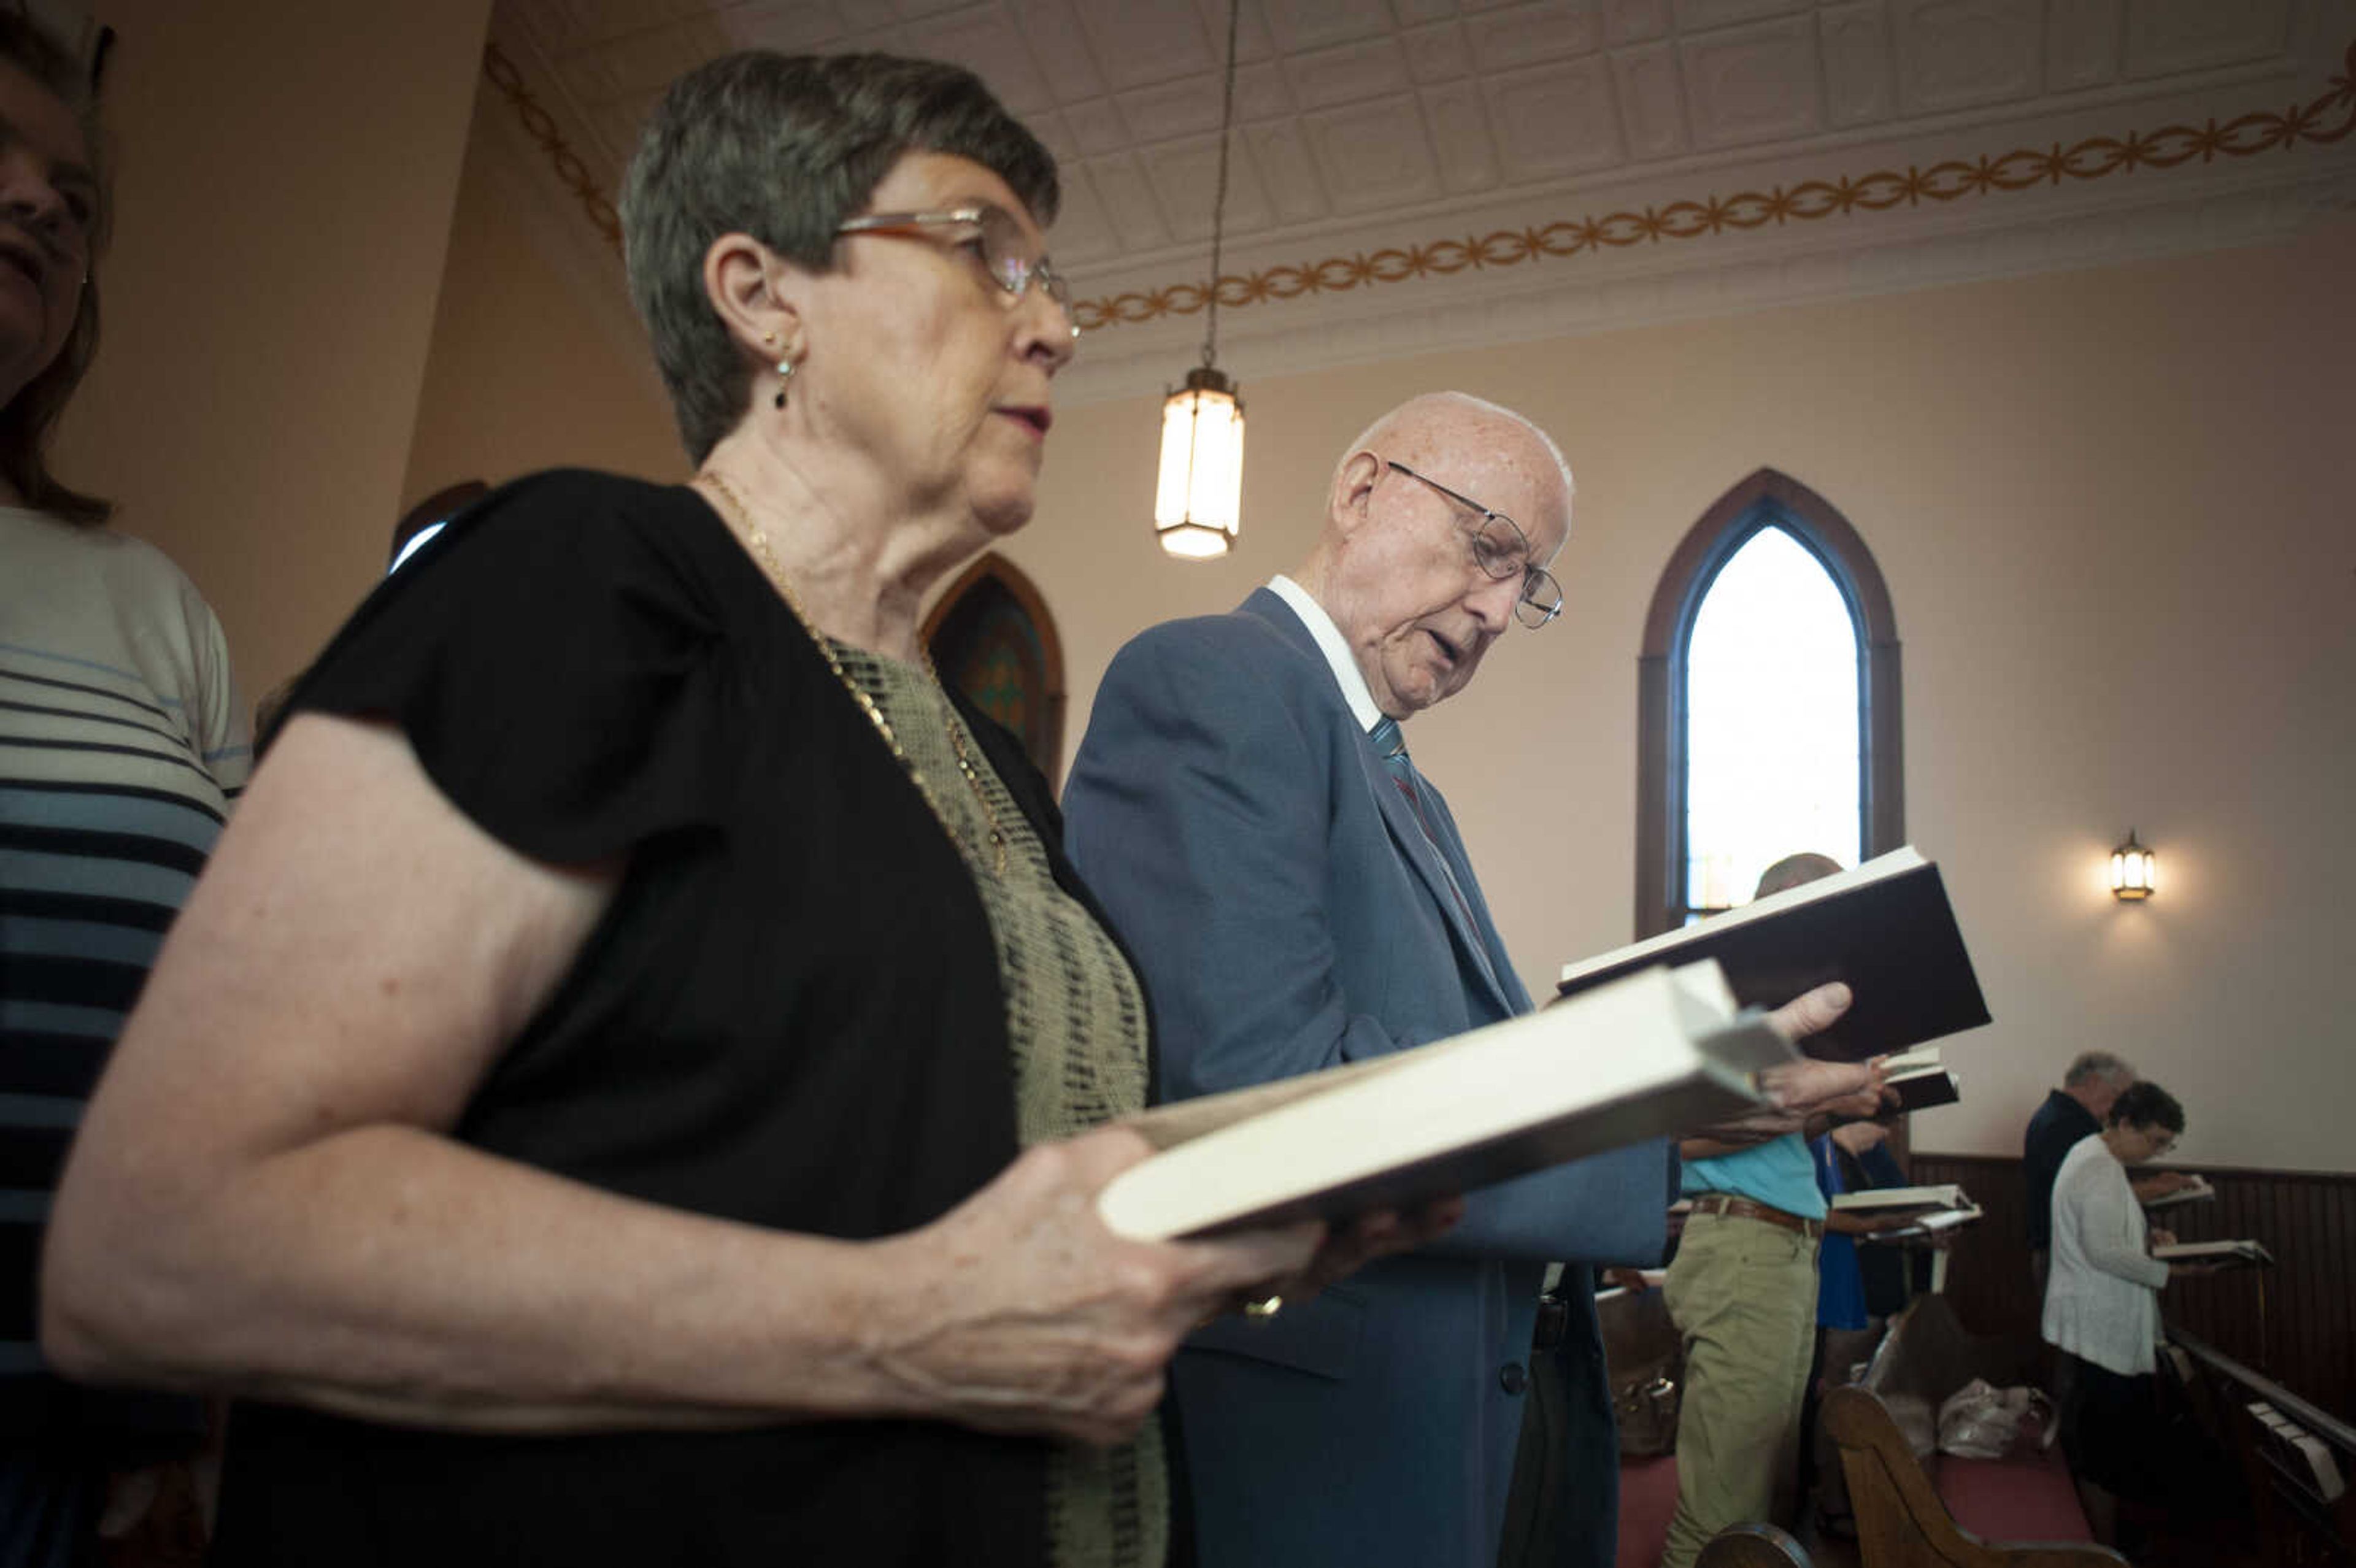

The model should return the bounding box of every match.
[1267,574,1385,733]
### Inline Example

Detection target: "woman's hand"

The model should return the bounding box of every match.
[862,1126,1327,1447]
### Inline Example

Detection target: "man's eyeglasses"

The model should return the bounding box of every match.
[836,203,1079,339]
[1380,459,1563,628]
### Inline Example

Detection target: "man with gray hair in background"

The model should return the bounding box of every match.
[2023,1051,2193,1289]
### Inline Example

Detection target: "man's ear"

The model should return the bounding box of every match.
[1330,449,1385,537]
[701,231,804,367]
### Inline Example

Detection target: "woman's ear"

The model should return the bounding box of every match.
[702,231,803,367]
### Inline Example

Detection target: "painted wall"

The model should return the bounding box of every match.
[997,220,2356,1172]
[399,80,683,514]
[54,0,493,698]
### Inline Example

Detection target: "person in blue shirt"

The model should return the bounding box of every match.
[1658,854,1891,1568]
[1801,1120,1914,1533]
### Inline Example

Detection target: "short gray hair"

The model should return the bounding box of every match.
[2063,1051,2133,1090]
[620,52,1060,462]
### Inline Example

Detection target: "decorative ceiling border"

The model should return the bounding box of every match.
[1076,37,2355,334]
[484,42,621,252]
[483,37,2356,326]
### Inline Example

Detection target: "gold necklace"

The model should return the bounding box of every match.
[700,472,1010,879]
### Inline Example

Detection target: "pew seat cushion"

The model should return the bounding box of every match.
[1933,1447,2093,1542]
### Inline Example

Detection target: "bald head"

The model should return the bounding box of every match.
[1326,393,1576,549]
[1295,393,1575,718]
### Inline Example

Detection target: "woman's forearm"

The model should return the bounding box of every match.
[45,1123,903,1431]
[48,1115,1319,1443]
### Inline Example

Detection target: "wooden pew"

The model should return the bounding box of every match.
[1826,1294,2127,1564]
[2171,1327,2355,1566]
[1823,1386,2128,1568]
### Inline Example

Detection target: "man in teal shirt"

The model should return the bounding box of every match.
[1660,854,1890,1567]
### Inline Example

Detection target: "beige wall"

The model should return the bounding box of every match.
[55,0,493,699]
[998,220,2356,1172]
[399,82,684,513]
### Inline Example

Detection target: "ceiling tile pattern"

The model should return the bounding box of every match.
[488,0,2356,401]
[498,0,2326,275]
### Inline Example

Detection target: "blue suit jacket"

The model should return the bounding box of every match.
[1064,589,1675,1568]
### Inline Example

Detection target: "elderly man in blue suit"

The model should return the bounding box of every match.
[1065,393,1868,1567]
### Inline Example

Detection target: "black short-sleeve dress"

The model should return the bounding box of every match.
[211,471,1130,1567]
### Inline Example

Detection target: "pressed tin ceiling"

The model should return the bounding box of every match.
[484,0,2356,404]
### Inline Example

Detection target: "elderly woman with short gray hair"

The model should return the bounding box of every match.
[42,52,1434,1567]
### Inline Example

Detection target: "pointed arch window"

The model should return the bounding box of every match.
[1634,469,1904,936]
[923,553,1068,790]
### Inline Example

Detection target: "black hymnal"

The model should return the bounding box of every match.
[1557,848,1990,1062]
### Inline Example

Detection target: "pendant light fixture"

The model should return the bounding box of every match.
[1153,0,1245,560]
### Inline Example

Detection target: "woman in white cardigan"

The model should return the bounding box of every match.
[2041,1080,2210,1543]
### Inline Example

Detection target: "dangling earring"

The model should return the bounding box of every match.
[774,356,796,410]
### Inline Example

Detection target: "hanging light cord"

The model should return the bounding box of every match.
[1202,0,1240,371]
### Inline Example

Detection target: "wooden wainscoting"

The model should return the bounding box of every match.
[1911,1154,2355,1424]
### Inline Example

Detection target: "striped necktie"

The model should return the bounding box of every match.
[1369,716,1495,985]
[1371,715,1414,793]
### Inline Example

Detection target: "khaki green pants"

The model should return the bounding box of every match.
[1659,1210,1820,1568]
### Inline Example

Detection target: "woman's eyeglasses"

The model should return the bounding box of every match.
[836,204,1079,339]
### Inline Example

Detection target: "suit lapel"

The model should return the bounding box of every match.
[1363,736,1514,1015]
[1240,590,1515,1018]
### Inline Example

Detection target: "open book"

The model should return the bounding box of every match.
[2155,1239,2274,1269]
[1831,1183,1975,1218]
[1822,1049,1960,1123]
[1836,1182,1982,1241]
[1096,963,1789,1242]
[1863,1205,1984,1242]
[1886,1066,1961,1112]
[1557,848,1989,1061]
[2142,1174,2216,1210]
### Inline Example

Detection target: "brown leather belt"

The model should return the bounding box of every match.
[1688,1193,1824,1240]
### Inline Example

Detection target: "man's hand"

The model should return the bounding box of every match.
[1284,1197,1466,1302]
[1766,981,1854,1047]
[1689,983,1892,1141]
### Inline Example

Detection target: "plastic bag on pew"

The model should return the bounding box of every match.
[1935,1378,2058,1459]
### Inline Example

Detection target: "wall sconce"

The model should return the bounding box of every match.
[2109,829,2157,901]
